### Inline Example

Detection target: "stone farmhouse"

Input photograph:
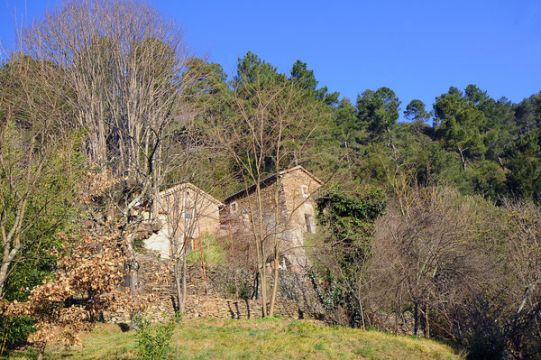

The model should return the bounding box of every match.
[144,182,222,259]
[220,166,323,271]
[144,166,323,270]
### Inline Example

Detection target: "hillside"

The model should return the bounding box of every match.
[1,1,540,358]
[13,318,460,360]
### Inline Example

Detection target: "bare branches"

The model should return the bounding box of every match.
[0,54,68,299]
[368,187,493,336]
[3,1,201,328]
[202,72,328,316]
[22,0,192,194]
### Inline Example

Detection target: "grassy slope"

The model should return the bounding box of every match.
[16,318,461,360]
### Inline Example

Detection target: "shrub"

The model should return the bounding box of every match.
[0,316,35,355]
[134,316,176,360]
[225,279,252,300]
[186,233,225,266]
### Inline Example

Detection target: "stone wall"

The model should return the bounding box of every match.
[106,251,322,322]
[280,168,322,269]
[219,167,322,271]
[183,295,299,320]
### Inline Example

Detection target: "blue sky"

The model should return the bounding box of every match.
[1,0,540,117]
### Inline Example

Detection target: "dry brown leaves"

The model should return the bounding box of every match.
[4,227,147,346]
[2,169,156,347]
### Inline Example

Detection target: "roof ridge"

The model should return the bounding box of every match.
[223,165,323,203]
[159,182,223,206]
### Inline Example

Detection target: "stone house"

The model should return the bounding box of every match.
[130,168,324,321]
[220,165,323,271]
[144,182,222,259]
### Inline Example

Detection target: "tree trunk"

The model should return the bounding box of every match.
[358,293,366,330]
[458,146,466,170]
[253,182,268,317]
[173,258,183,313]
[126,244,138,299]
[199,240,209,295]
[252,272,259,300]
[269,256,280,316]
[424,304,430,338]
[413,302,419,336]
[125,232,139,330]
[181,253,187,313]
[0,261,11,299]
[259,267,268,317]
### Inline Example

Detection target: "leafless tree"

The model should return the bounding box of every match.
[206,75,329,316]
[368,187,495,337]
[501,201,541,359]
[19,0,198,308]
[154,183,220,313]
[0,55,72,298]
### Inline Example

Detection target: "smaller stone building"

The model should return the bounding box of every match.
[220,166,323,271]
[144,182,222,259]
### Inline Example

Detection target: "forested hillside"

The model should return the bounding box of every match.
[184,53,541,203]
[0,1,540,359]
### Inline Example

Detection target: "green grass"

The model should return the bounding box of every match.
[12,318,461,359]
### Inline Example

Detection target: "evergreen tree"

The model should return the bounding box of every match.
[433,86,487,168]
[506,130,541,202]
[356,87,400,139]
[290,60,339,106]
[404,99,431,125]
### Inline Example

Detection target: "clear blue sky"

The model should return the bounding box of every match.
[1,0,540,117]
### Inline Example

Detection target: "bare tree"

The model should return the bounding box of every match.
[0,55,71,299]
[205,71,330,316]
[19,0,197,309]
[502,201,541,359]
[368,187,494,337]
[154,183,220,313]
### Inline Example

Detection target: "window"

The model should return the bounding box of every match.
[304,213,314,233]
[301,185,309,198]
[280,257,288,270]
[241,209,250,223]
[230,201,238,214]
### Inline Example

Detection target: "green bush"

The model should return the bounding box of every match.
[0,316,35,355]
[225,279,252,300]
[0,133,84,354]
[134,316,176,360]
[186,233,225,266]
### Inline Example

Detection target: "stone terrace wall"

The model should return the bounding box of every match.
[183,295,298,320]
[116,251,321,322]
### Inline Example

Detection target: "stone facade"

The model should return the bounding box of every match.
[144,183,222,259]
[142,167,322,267]
[220,166,323,270]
